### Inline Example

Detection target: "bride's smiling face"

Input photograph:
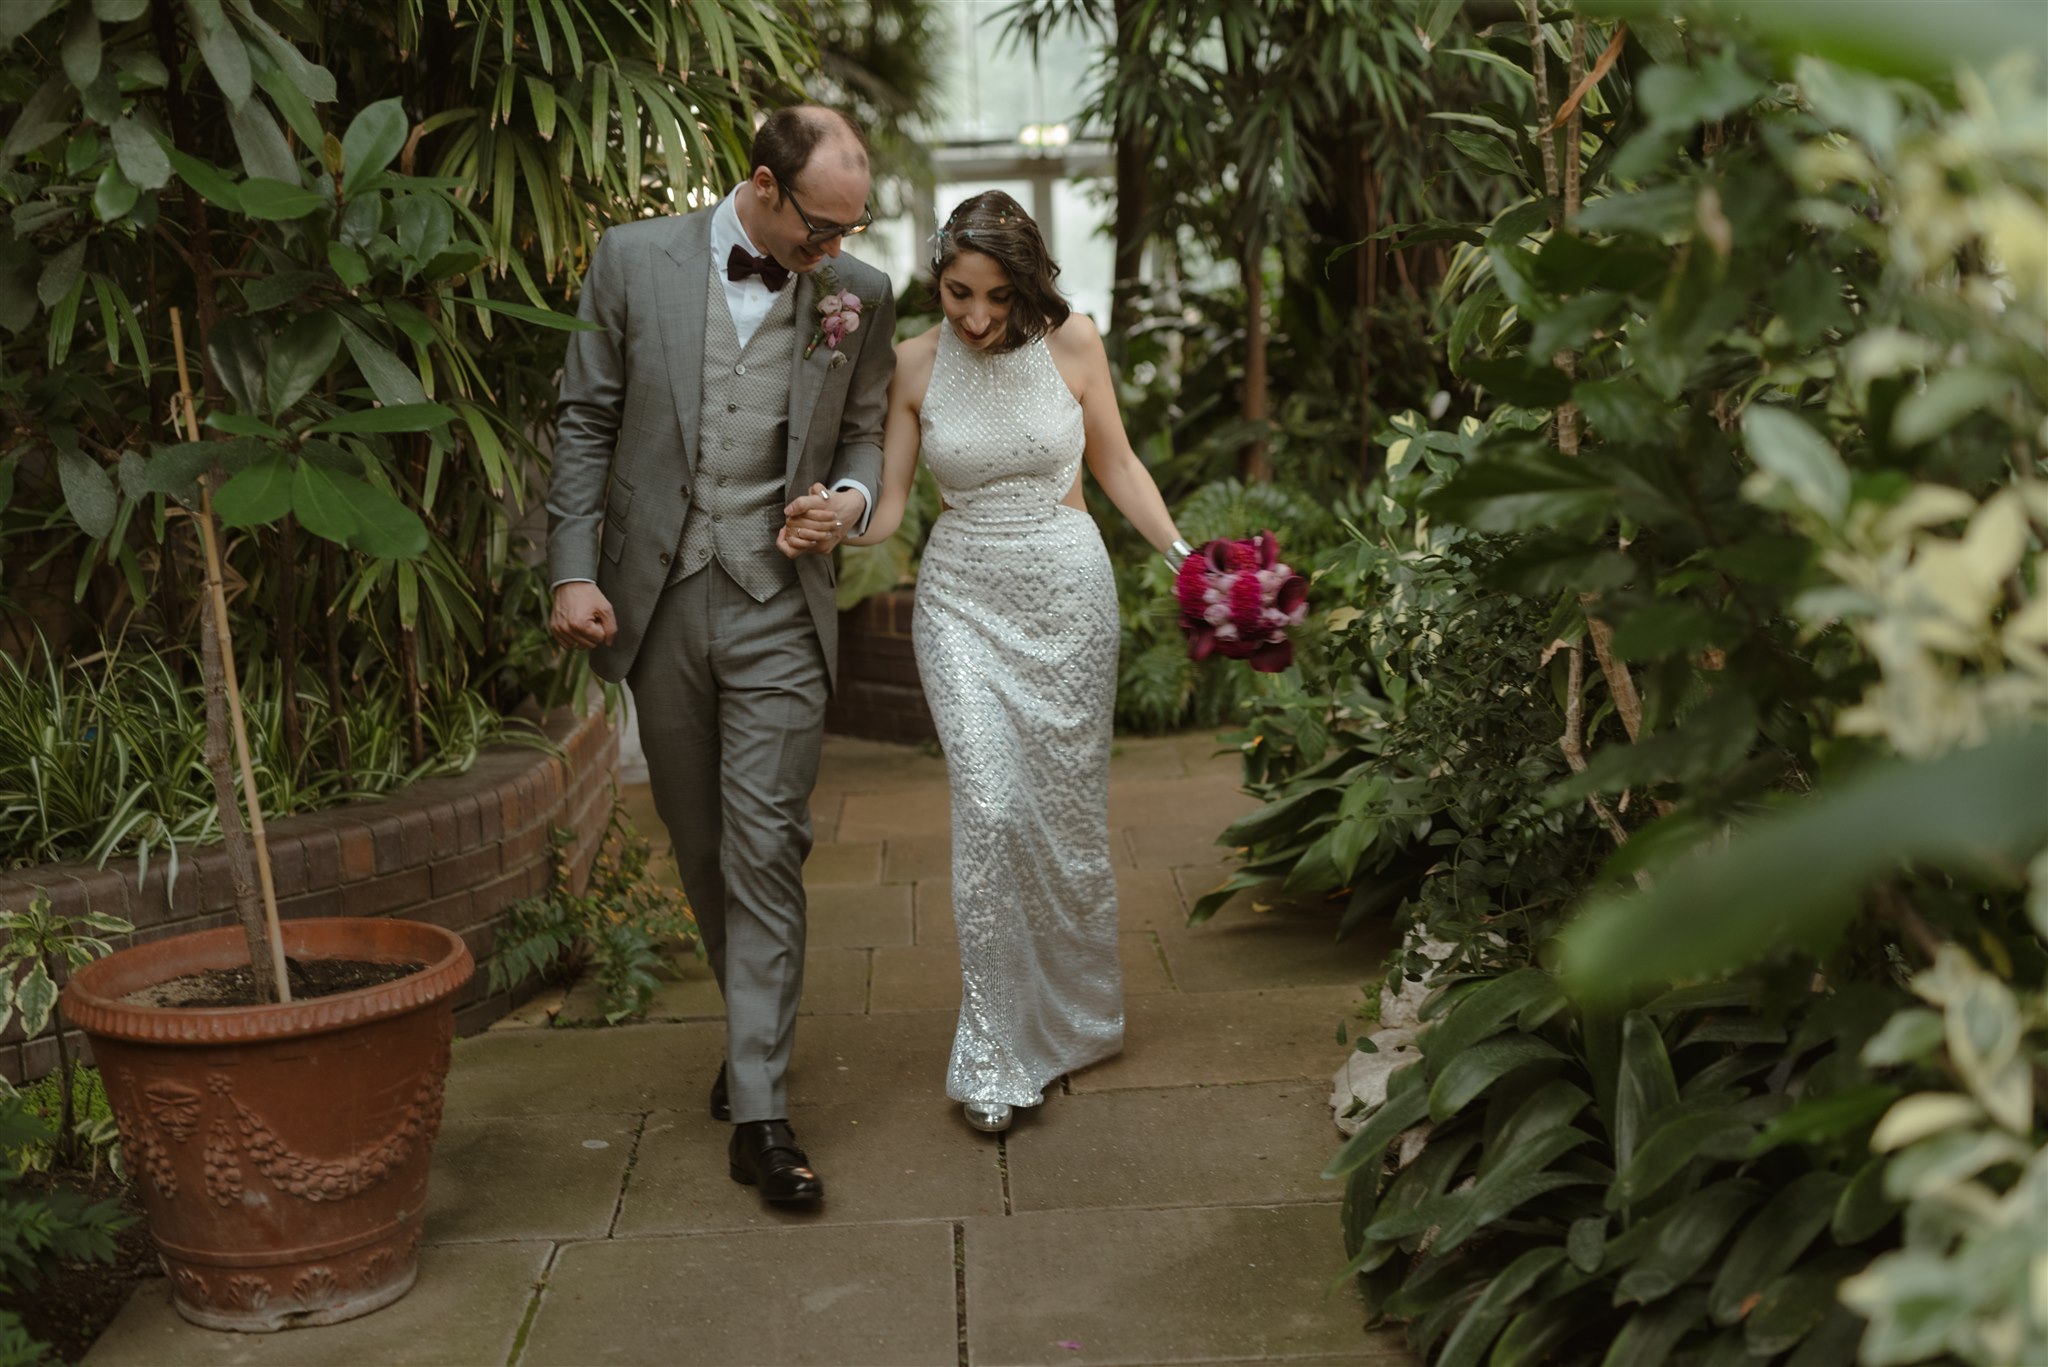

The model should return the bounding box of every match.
[940,250,1014,350]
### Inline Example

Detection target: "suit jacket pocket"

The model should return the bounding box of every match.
[600,482,634,565]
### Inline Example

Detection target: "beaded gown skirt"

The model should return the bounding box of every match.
[913,325,1123,1108]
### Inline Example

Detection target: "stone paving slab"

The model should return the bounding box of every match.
[1124,824,1239,871]
[963,1204,1370,1366]
[881,832,954,883]
[1071,986,1364,1093]
[914,870,1188,943]
[870,936,1174,1014]
[426,1112,637,1243]
[443,1021,717,1120]
[85,1241,550,1367]
[805,840,883,884]
[1100,735,1191,780]
[523,1222,958,1366]
[615,1098,1003,1236]
[1004,1083,1340,1214]
[786,1007,959,1104]
[806,881,914,947]
[1106,777,1261,832]
[1159,916,1394,995]
[836,785,956,840]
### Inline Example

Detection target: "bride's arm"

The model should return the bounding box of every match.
[1059,316,1183,556]
[842,334,933,547]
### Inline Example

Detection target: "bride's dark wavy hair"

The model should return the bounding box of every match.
[928,190,1070,352]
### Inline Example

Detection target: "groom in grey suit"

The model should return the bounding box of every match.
[546,105,894,1204]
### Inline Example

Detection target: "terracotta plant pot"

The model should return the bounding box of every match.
[61,917,472,1332]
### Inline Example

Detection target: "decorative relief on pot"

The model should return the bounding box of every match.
[222,1274,272,1311]
[359,1247,396,1289]
[292,1266,342,1302]
[145,1081,205,1142]
[203,1117,244,1207]
[113,1073,180,1200]
[171,1267,209,1307]
[221,1069,447,1203]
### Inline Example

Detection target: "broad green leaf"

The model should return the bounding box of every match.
[205,412,284,439]
[0,0,62,45]
[1611,1181,1763,1306]
[94,162,137,221]
[15,959,56,1038]
[211,452,293,526]
[108,115,170,189]
[1323,1072,1429,1178]
[239,10,335,105]
[226,99,297,182]
[1424,446,1614,534]
[1609,1109,1754,1207]
[342,97,408,183]
[339,320,428,407]
[308,402,454,435]
[164,145,242,213]
[1602,1291,1710,1367]
[1612,1011,1679,1179]
[327,241,370,288]
[1436,1247,1566,1367]
[60,2,100,88]
[238,177,326,220]
[1746,1084,1899,1157]
[133,438,266,499]
[1947,972,2030,1132]
[1831,1157,1898,1245]
[264,308,340,416]
[206,314,266,413]
[1745,1253,1867,1356]
[1479,1078,1591,1179]
[1860,1007,1944,1066]
[38,239,86,308]
[1428,1033,1564,1122]
[463,296,602,330]
[185,0,250,108]
[1419,968,1564,1066]
[57,444,117,540]
[1742,405,1849,524]
[1416,0,1462,45]
[290,463,427,559]
[1564,732,2048,995]
[1891,367,2014,448]
[1707,1170,1848,1326]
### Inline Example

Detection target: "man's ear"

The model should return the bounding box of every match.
[749,166,779,204]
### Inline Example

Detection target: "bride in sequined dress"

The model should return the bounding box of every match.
[791,191,1189,1134]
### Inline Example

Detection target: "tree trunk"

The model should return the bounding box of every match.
[321,542,353,785]
[1108,0,1151,335]
[278,517,301,789]
[1240,236,1271,484]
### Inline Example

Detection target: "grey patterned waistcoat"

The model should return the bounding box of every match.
[669,268,800,599]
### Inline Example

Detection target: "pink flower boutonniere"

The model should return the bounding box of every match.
[805,266,865,368]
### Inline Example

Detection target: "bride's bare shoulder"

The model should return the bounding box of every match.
[891,326,942,403]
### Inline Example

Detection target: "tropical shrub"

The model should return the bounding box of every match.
[1193,2,2045,1362]
[0,1093,131,1367]
[486,801,698,1026]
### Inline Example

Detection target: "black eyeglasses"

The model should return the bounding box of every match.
[777,176,873,244]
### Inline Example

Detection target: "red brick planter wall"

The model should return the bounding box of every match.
[0,704,616,1086]
[824,588,938,746]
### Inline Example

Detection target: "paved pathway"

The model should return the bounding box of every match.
[87,733,1406,1366]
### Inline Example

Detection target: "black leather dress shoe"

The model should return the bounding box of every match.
[710,1063,731,1122]
[728,1120,823,1204]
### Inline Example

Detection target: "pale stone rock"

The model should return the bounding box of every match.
[1329,1027,1420,1136]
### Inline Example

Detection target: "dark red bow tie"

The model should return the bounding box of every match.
[726,244,790,293]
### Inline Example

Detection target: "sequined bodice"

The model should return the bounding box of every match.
[918,325,1086,522]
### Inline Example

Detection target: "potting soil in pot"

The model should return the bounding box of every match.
[120,959,425,1009]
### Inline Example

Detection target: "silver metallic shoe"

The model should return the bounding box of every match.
[962,1101,1013,1134]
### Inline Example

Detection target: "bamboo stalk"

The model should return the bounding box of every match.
[170,307,292,1003]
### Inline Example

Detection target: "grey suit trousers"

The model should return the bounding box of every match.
[628,562,826,1122]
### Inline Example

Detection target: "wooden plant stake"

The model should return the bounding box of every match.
[169,307,292,1002]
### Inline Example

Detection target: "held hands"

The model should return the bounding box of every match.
[778,484,859,559]
[550,581,618,651]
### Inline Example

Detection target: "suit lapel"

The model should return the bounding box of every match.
[658,212,713,473]
[786,268,830,478]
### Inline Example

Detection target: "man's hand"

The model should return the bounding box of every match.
[551,581,618,651]
[778,484,866,558]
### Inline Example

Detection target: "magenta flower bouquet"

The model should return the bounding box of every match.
[1173,531,1310,672]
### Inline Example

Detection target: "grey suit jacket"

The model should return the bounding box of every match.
[546,209,895,688]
